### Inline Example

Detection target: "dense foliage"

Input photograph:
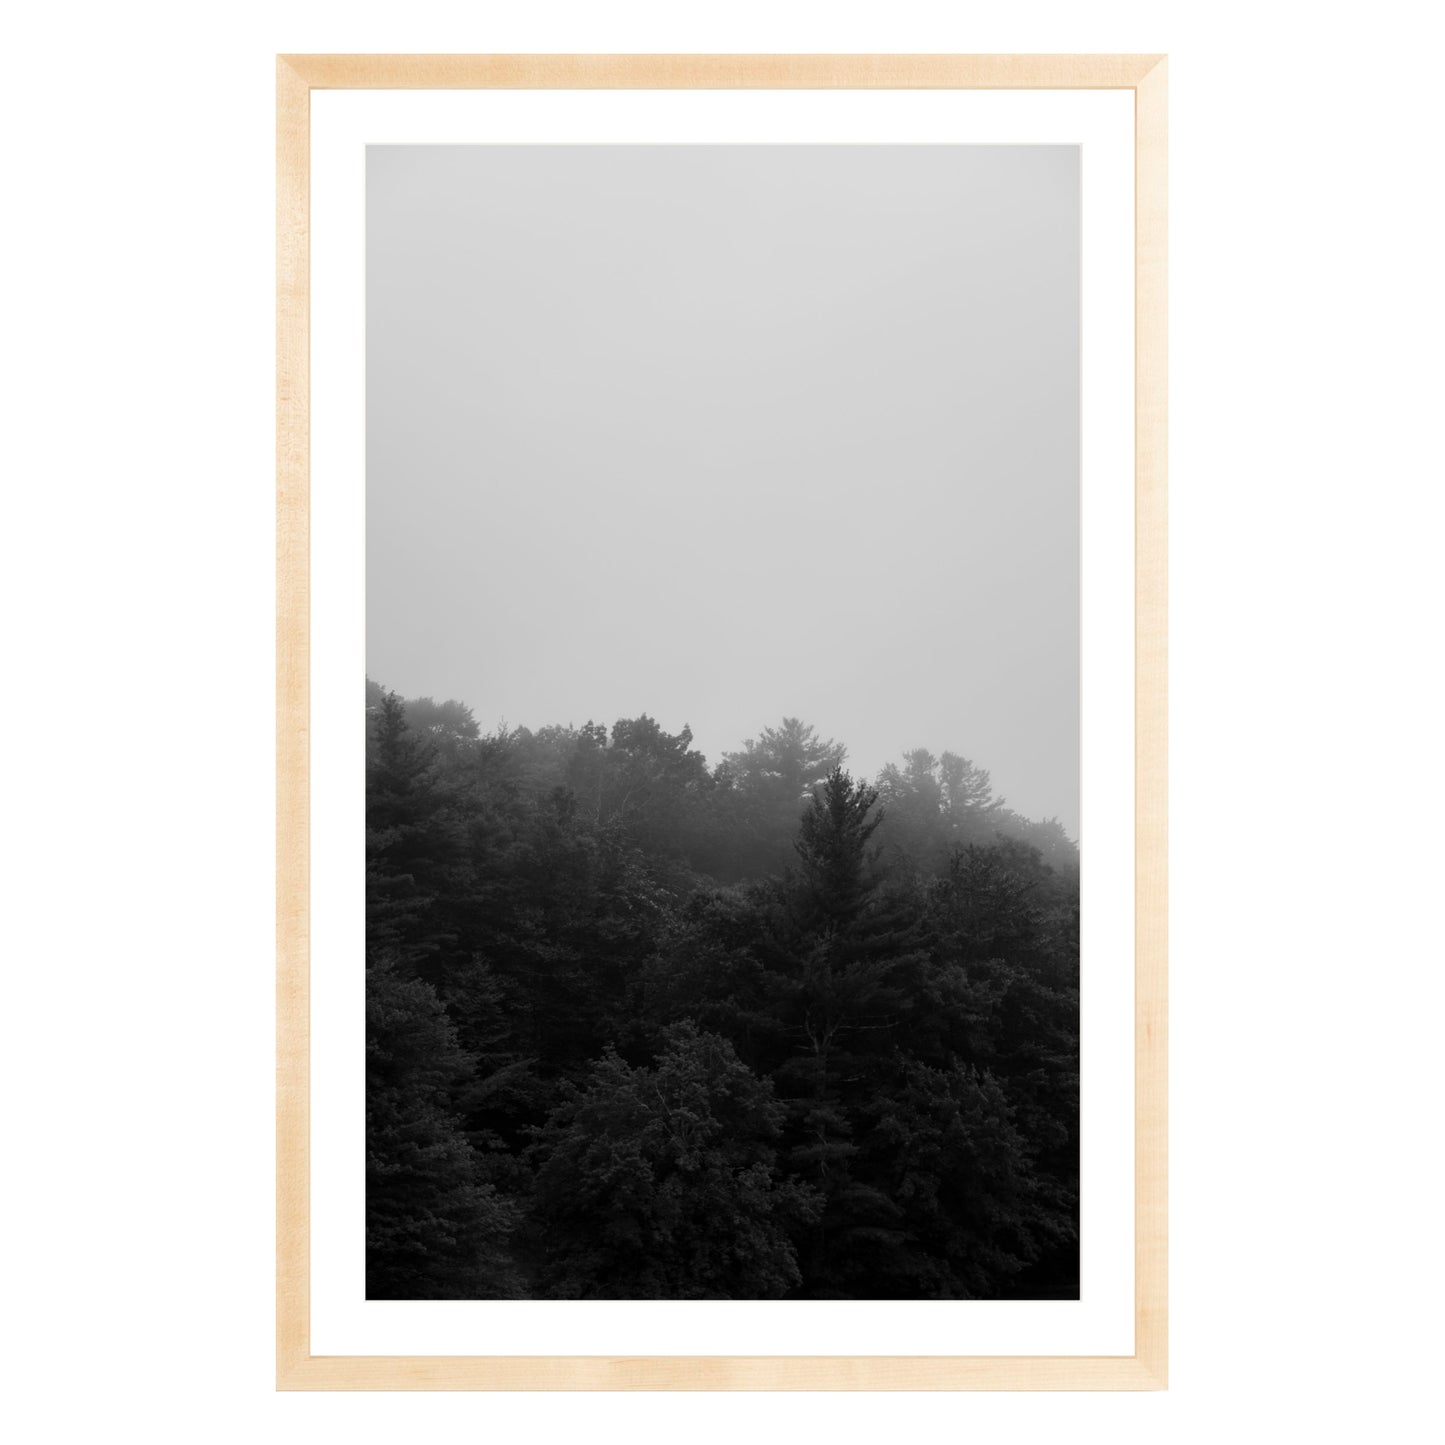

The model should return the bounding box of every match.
[365,679,1079,1300]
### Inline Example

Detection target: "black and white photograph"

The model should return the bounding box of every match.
[364,143,1082,1302]
[16,0,1445,1430]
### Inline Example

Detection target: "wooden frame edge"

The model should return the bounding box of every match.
[279,1353,1164,1392]
[277,52,1167,91]
[276,51,311,1391]
[1133,53,1168,1392]
[276,52,1167,1392]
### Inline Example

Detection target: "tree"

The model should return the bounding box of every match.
[602,714,714,864]
[925,841,1081,1296]
[792,765,885,923]
[724,717,845,809]
[876,747,1001,870]
[366,956,520,1299]
[637,885,783,1067]
[530,1024,819,1298]
[763,769,938,1293]
[366,690,462,957]
[404,694,481,763]
[362,680,1081,1300]
[864,1058,1067,1298]
[720,718,846,877]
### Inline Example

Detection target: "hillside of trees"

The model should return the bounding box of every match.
[365,679,1080,1300]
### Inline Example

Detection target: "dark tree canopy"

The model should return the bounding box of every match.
[366,956,520,1299]
[365,679,1078,1300]
[530,1024,819,1299]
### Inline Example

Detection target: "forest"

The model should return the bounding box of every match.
[366,678,1080,1300]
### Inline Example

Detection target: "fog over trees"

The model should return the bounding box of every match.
[366,679,1079,1300]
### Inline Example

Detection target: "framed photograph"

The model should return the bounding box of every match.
[277,53,1167,1391]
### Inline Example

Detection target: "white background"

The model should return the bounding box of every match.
[3,0,1441,1441]
[310,87,1135,1357]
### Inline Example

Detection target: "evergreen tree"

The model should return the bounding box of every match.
[365,689,462,959]
[720,718,846,876]
[762,770,937,1294]
[366,956,520,1299]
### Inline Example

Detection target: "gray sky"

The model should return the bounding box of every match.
[368,145,1080,837]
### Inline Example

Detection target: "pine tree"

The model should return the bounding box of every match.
[720,718,846,876]
[365,689,468,964]
[762,770,937,1293]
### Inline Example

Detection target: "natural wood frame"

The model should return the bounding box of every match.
[277,52,1167,1391]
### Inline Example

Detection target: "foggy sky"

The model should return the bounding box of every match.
[367,145,1080,837]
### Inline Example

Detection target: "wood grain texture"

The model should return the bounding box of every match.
[278,1353,1164,1391]
[280,52,1165,91]
[1134,57,1169,1392]
[276,53,310,1391]
[276,52,1168,1392]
